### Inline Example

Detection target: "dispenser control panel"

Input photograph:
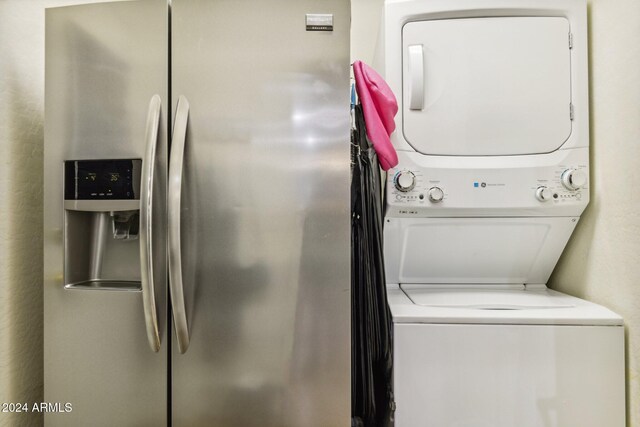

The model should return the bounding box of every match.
[64,159,141,200]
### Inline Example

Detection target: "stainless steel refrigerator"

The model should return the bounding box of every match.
[43,1,350,425]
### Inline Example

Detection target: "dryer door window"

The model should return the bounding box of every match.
[402,17,572,156]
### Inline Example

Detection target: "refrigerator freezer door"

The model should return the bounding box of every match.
[44,1,168,425]
[170,0,351,425]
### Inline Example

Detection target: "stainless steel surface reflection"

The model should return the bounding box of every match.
[168,95,191,354]
[44,1,168,425]
[171,0,351,425]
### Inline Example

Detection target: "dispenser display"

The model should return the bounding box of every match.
[64,159,141,200]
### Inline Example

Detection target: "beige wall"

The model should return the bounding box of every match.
[351,0,385,64]
[1,3,48,425]
[351,0,640,425]
[0,2,125,426]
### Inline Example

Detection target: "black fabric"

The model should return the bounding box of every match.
[351,104,394,427]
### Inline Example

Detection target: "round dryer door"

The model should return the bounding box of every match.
[402,16,572,156]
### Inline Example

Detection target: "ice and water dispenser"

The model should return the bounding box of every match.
[63,159,143,290]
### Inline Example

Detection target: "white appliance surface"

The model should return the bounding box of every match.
[376,0,590,155]
[384,217,579,286]
[402,16,571,156]
[389,286,625,426]
[378,1,625,426]
[385,149,589,219]
[388,284,623,325]
[393,320,625,427]
[405,285,575,309]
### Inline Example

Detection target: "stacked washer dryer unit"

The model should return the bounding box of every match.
[376,0,625,426]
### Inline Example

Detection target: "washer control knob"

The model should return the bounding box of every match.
[561,169,587,190]
[535,186,553,202]
[428,187,444,203]
[394,171,416,192]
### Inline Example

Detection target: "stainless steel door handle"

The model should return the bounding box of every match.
[168,95,190,354]
[140,95,162,352]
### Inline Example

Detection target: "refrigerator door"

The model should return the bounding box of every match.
[170,0,351,425]
[44,1,168,426]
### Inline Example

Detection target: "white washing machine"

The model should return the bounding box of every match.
[375,0,626,426]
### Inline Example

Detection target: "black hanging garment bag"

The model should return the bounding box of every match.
[351,104,394,427]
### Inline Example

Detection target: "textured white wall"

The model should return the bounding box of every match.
[0,2,125,426]
[1,3,48,426]
[351,0,640,425]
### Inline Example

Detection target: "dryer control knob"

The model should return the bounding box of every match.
[428,187,444,203]
[536,186,553,202]
[394,171,416,192]
[561,169,587,190]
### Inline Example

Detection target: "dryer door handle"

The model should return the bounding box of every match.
[408,44,424,110]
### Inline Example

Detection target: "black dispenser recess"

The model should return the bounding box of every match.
[63,159,143,291]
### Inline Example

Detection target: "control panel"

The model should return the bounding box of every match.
[386,148,589,217]
[64,159,141,200]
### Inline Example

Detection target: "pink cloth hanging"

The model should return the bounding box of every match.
[352,60,399,171]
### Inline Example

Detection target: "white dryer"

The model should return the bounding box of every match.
[376,0,625,426]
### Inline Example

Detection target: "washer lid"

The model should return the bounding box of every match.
[386,285,624,326]
[402,16,572,156]
[383,217,579,286]
[403,285,575,310]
